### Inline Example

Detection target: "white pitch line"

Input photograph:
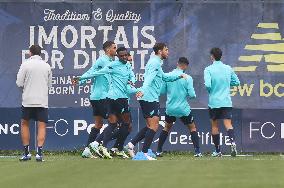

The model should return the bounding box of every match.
[222,154,253,157]
[0,156,18,158]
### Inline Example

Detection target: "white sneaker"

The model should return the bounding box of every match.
[82,147,96,158]
[89,141,103,158]
[35,154,44,162]
[211,151,222,157]
[144,153,157,160]
[19,153,31,161]
[124,142,135,157]
[116,151,129,159]
[99,145,113,159]
[194,153,203,157]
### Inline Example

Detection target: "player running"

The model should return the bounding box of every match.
[156,57,202,157]
[109,53,136,156]
[125,43,187,160]
[75,47,136,159]
[73,41,116,158]
[204,47,240,157]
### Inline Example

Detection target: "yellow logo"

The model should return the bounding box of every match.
[234,23,284,72]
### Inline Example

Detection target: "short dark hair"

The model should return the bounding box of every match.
[29,45,41,56]
[178,57,189,65]
[103,41,115,51]
[153,43,167,54]
[210,48,222,61]
[116,47,127,54]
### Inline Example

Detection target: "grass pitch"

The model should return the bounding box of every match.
[0,153,284,188]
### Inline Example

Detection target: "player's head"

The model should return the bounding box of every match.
[210,47,222,62]
[153,43,168,60]
[116,47,128,64]
[29,45,41,56]
[103,41,117,57]
[177,57,189,71]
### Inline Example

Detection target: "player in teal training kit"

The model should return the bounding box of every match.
[125,43,187,160]
[73,41,116,158]
[109,53,136,156]
[77,47,136,159]
[92,53,136,158]
[156,57,202,157]
[204,47,240,157]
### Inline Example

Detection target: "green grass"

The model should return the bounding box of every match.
[0,153,284,188]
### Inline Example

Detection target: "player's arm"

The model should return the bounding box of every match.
[204,68,212,93]
[72,61,100,85]
[81,65,112,80]
[162,70,185,82]
[230,68,240,86]
[78,59,103,81]
[187,77,196,99]
[16,63,26,88]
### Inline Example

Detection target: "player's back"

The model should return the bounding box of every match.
[19,55,51,107]
[164,69,196,117]
[204,61,233,108]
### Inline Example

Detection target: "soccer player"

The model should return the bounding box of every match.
[16,45,52,162]
[98,84,137,158]
[76,47,136,159]
[73,41,116,158]
[110,53,136,155]
[125,43,187,160]
[204,47,240,157]
[156,57,202,157]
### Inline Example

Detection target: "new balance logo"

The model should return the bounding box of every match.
[234,23,284,72]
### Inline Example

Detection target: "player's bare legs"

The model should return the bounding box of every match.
[37,121,46,147]
[19,119,32,161]
[21,119,30,147]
